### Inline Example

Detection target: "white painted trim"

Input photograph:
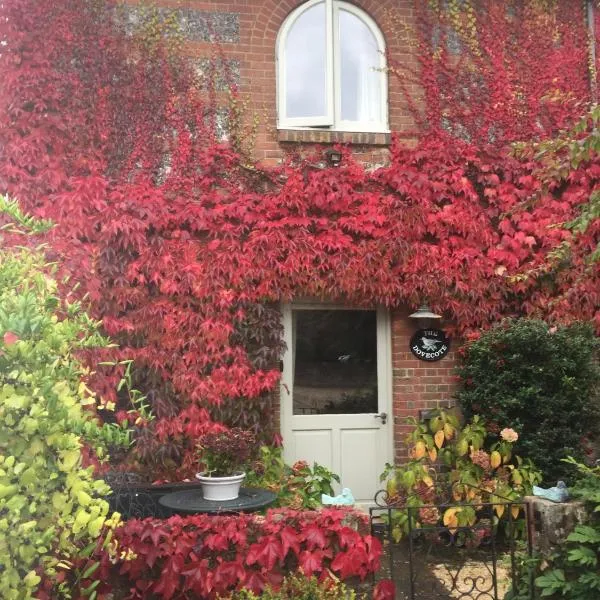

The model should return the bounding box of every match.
[276,0,388,132]
[280,304,294,466]
[277,125,391,134]
[376,306,394,478]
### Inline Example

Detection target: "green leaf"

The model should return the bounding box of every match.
[82,561,100,579]
[567,546,598,567]
[567,525,600,544]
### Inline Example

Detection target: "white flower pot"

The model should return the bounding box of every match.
[195,472,246,501]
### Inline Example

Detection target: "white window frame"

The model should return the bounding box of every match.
[276,0,388,133]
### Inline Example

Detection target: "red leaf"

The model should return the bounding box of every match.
[205,532,229,551]
[280,526,301,557]
[302,524,327,549]
[298,549,324,577]
[152,554,184,599]
[140,525,165,547]
[213,560,245,591]
[244,571,267,595]
[245,537,283,570]
[331,544,370,579]
[181,559,212,595]
[337,526,359,549]
[373,579,396,600]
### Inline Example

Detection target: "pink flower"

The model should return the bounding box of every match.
[2,331,19,346]
[500,428,518,443]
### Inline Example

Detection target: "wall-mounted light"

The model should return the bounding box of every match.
[324,148,342,167]
[409,305,442,321]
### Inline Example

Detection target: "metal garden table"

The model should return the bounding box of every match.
[158,486,276,515]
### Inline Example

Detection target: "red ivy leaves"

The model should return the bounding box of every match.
[298,550,326,578]
[246,537,283,571]
[373,579,396,600]
[97,508,381,598]
[301,523,328,549]
[1,0,599,480]
[279,526,301,557]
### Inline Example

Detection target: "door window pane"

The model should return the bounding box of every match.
[292,310,378,415]
[285,2,328,118]
[339,9,382,123]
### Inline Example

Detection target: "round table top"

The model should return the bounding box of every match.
[158,486,277,515]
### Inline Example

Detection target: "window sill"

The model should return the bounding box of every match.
[277,129,391,145]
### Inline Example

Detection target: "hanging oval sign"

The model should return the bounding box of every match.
[410,329,450,362]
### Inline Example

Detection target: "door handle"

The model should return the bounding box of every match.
[374,412,387,425]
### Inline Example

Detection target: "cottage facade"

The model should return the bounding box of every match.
[123,0,465,502]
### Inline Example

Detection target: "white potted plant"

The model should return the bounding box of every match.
[196,428,256,501]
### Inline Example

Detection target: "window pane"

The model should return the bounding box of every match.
[285,2,327,119]
[292,310,378,416]
[339,9,382,123]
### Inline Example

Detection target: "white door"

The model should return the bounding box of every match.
[281,304,393,506]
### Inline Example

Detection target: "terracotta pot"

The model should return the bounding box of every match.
[195,472,246,501]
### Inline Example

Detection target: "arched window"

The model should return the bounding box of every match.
[277,0,387,132]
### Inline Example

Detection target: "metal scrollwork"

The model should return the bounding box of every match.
[369,474,532,599]
[104,472,165,519]
[374,488,405,508]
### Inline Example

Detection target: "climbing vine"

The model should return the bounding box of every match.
[389,0,591,146]
[0,0,598,477]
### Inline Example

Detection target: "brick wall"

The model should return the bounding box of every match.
[122,0,421,164]
[122,0,459,461]
[391,310,459,462]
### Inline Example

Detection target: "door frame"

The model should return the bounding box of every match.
[279,302,394,490]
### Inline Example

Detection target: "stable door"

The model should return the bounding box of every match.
[280,305,392,506]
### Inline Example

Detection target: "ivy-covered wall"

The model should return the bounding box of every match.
[1,0,597,477]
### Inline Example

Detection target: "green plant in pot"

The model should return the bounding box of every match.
[196,428,256,501]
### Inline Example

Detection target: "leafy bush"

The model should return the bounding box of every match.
[533,458,600,599]
[246,445,340,509]
[99,508,381,598]
[382,409,541,542]
[0,200,128,599]
[457,319,600,483]
[222,572,362,599]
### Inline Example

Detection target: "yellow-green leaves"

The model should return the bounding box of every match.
[0,229,121,600]
[23,571,41,589]
[59,449,81,472]
[490,451,502,469]
[72,509,91,534]
[88,516,105,538]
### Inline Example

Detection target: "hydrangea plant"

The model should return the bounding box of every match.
[381,409,542,543]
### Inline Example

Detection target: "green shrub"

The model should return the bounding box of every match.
[0,201,128,598]
[533,458,600,599]
[221,572,362,599]
[245,445,340,509]
[457,319,600,484]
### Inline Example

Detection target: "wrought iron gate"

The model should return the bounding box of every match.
[370,484,535,599]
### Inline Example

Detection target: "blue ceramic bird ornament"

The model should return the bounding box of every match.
[322,488,355,506]
[533,480,569,503]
